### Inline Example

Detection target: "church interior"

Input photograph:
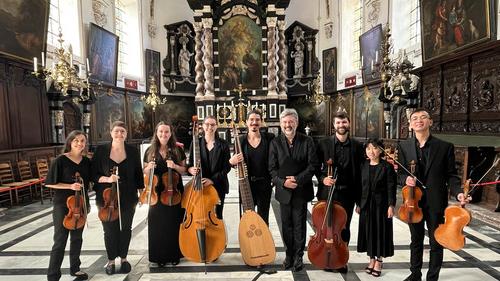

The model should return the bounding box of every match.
[0,0,499,280]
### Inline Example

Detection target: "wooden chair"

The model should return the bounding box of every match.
[36,158,52,204]
[17,160,42,198]
[0,186,13,207]
[0,161,33,203]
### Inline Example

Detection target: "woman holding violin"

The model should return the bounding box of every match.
[91,121,144,275]
[355,139,396,277]
[143,122,186,266]
[46,130,91,281]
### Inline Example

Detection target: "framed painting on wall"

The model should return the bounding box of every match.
[88,23,119,86]
[145,49,161,94]
[93,91,126,142]
[127,93,153,140]
[322,47,337,94]
[359,24,383,84]
[0,0,49,63]
[353,87,382,139]
[420,0,493,62]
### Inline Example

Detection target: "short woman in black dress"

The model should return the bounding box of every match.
[46,130,91,281]
[91,121,144,275]
[356,138,396,277]
[143,122,186,266]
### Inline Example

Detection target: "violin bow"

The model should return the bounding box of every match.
[115,166,123,232]
[468,155,500,195]
[379,145,428,189]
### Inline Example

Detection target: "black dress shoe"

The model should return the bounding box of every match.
[282,256,294,270]
[105,264,115,275]
[293,256,304,272]
[403,274,422,281]
[70,271,88,280]
[120,261,131,273]
[337,265,348,274]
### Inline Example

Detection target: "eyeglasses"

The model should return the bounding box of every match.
[410,115,430,121]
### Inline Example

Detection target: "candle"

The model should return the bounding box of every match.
[361,55,363,66]
[375,51,378,62]
[226,90,230,96]
[86,58,90,72]
[252,90,256,95]
[231,101,234,108]
[41,52,45,67]
[247,100,251,108]
[33,57,38,72]
[371,60,374,70]
[255,101,258,108]
[223,102,226,109]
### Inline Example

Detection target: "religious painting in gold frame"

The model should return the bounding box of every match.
[92,90,126,142]
[353,87,383,139]
[329,91,353,135]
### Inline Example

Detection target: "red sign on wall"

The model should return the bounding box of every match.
[344,76,356,87]
[124,78,138,90]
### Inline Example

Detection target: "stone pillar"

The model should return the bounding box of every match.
[194,21,205,97]
[277,20,287,97]
[202,18,214,97]
[169,35,176,75]
[267,17,278,96]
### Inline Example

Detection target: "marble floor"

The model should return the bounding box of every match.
[0,170,499,281]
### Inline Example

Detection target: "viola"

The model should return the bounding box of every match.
[308,159,349,270]
[160,154,181,206]
[139,158,159,206]
[398,160,423,224]
[179,115,226,264]
[63,172,87,230]
[98,166,122,230]
[434,180,472,251]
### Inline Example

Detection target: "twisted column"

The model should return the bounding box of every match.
[194,22,205,97]
[267,17,278,96]
[277,20,287,96]
[202,18,214,97]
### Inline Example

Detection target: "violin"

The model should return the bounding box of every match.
[179,115,226,264]
[98,166,123,230]
[308,159,349,270]
[434,180,472,251]
[398,160,423,224]
[139,158,159,206]
[63,172,87,230]
[160,154,181,206]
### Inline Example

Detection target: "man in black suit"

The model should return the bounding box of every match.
[188,115,231,219]
[229,109,274,225]
[398,108,468,281]
[269,108,318,272]
[316,112,364,259]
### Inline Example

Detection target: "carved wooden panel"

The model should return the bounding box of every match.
[441,59,468,133]
[470,50,500,135]
[399,109,409,139]
[0,63,10,150]
[63,101,82,137]
[421,67,441,132]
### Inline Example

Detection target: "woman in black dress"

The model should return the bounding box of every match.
[91,121,144,275]
[356,138,396,277]
[46,130,91,281]
[143,122,186,266]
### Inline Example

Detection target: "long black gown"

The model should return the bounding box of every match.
[144,147,185,264]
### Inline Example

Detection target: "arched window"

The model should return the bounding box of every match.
[47,0,82,59]
[340,0,363,76]
[114,0,142,80]
[391,0,422,67]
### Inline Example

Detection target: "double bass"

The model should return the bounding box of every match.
[179,116,226,264]
[160,153,181,206]
[63,172,88,230]
[398,160,423,224]
[139,158,159,206]
[308,159,349,270]
[434,180,471,251]
[232,124,275,266]
[98,166,123,230]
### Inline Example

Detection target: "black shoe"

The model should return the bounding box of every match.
[120,261,131,273]
[403,274,422,281]
[495,207,500,212]
[105,264,115,275]
[293,256,304,272]
[337,265,348,274]
[70,271,88,280]
[282,256,294,270]
[171,260,180,266]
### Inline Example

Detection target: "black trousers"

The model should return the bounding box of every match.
[250,179,272,225]
[331,188,356,244]
[280,199,307,258]
[47,205,84,281]
[101,205,136,260]
[408,203,444,281]
[215,193,225,219]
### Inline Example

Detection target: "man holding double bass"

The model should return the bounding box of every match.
[398,108,469,281]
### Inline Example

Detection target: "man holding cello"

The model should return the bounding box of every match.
[397,108,469,281]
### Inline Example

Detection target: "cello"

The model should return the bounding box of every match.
[398,160,423,224]
[232,124,275,266]
[98,166,123,231]
[160,153,182,206]
[434,180,471,251]
[308,159,349,270]
[139,158,159,206]
[179,116,226,264]
[63,172,88,230]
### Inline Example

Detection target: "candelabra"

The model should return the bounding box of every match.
[306,75,329,105]
[142,76,166,111]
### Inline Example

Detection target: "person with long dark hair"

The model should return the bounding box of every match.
[143,122,186,266]
[91,121,144,275]
[46,130,91,281]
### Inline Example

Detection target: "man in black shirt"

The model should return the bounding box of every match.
[398,108,468,281]
[230,109,274,225]
[269,108,318,272]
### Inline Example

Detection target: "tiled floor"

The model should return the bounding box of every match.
[0,170,499,281]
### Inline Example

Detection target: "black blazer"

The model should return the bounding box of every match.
[189,137,231,198]
[397,136,462,213]
[269,132,318,204]
[315,136,365,202]
[91,143,144,207]
[359,160,397,210]
[239,131,275,180]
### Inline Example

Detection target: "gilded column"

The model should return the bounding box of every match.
[194,21,205,97]
[277,20,287,96]
[267,17,278,96]
[202,18,214,97]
